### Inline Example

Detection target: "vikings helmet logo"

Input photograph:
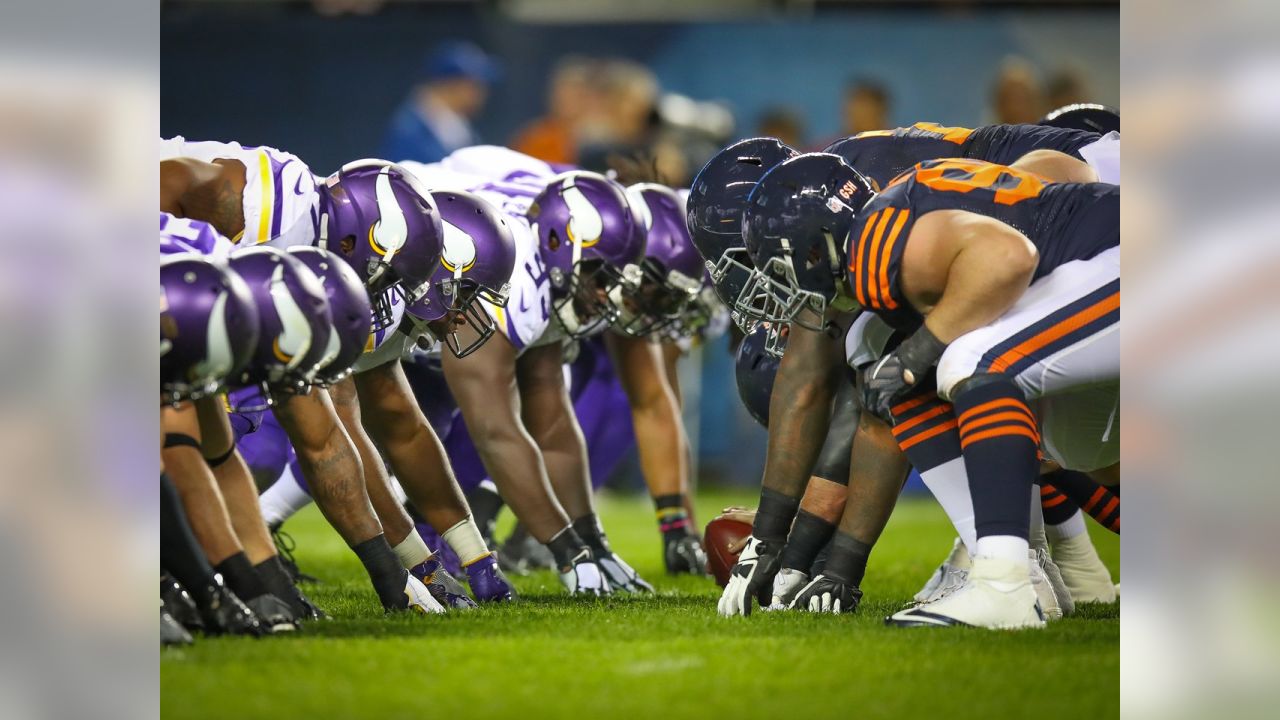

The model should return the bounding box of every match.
[561,177,603,248]
[268,264,313,368]
[368,168,409,259]
[439,219,477,274]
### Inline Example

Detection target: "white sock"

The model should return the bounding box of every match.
[443,515,491,566]
[975,535,1030,565]
[392,531,433,569]
[258,466,313,528]
[919,457,977,553]
[1046,509,1088,543]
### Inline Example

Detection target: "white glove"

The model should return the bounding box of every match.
[716,536,782,617]
[597,551,654,593]
[403,574,447,614]
[766,568,810,610]
[558,550,611,596]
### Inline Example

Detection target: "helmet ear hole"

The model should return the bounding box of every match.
[339,235,356,257]
[805,244,823,271]
[548,229,562,252]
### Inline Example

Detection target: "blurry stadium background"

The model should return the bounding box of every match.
[161,0,1118,490]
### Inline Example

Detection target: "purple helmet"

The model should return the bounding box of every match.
[161,253,259,404]
[286,246,373,386]
[612,183,704,338]
[318,159,444,331]
[226,246,333,395]
[527,170,645,338]
[406,190,516,358]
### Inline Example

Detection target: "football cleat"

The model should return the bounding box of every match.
[1029,551,1062,621]
[597,551,654,593]
[400,573,448,614]
[410,556,478,610]
[272,528,317,584]
[161,609,193,646]
[558,549,611,596]
[768,568,810,610]
[197,577,266,637]
[664,534,709,576]
[161,573,203,632]
[1036,547,1074,617]
[914,537,971,604]
[1050,533,1118,603]
[247,594,299,633]
[465,554,517,603]
[887,555,1046,630]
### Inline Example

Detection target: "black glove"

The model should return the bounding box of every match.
[789,573,864,614]
[665,534,709,576]
[860,325,947,421]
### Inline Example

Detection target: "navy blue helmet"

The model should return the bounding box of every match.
[686,138,798,323]
[741,152,875,330]
[1040,103,1120,134]
[735,324,783,428]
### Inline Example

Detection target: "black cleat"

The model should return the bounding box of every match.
[161,609,193,646]
[271,528,318,584]
[247,594,299,633]
[499,525,556,575]
[197,577,266,637]
[161,573,204,632]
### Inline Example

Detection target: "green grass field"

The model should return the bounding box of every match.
[161,490,1118,720]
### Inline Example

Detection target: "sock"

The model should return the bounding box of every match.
[953,377,1039,565]
[352,534,410,609]
[889,394,975,552]
[752,487,800,543]
[821,531,873,586]
[545,526,591,570]
[254,556,306,614]
[443,516,492,566]
[780,510,836,572]
[572,513,611,555]
[258,466,314,529]
[1046,508,1088,542]
[392,530,434,569]
[654,493,692,543]
[1046,469,1120,534]
[160,472,218,605]
[215,552,270,601]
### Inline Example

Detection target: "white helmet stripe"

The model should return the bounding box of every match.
[193,290,235,382]
[372,168,409,261]
[269,264,313,371]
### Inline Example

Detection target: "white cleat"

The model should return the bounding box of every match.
[914,537,971,605]
[888,555,1046,630]
[1050,533,1117,604]
[405,574,447,614]
[1036,547,1075,617]
[1029,550,1063,620]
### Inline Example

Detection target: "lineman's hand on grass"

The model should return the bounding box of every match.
[717,536,782,617]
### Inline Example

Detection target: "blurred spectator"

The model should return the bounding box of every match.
[381,41,500,164]
[756,106,806,148]
[991,57,1046,125]
[1047,67,1090,110]
[511,56,595,165]
[842,79,891,135]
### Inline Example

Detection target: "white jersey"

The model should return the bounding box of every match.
[400,146,560,353]
[350,290,439,373]
[1078,132,1120,185]
[159,212,233,259]
[160,136,321,250]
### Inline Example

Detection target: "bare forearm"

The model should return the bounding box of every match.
[527,404,594,521]
[762,327,841,498]
[474,427,570,542]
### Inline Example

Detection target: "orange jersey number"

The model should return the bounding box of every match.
[855,122,975,145]
[896,158,1047,206]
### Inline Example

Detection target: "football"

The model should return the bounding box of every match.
[704,517,753,587]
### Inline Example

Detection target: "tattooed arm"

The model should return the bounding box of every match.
[160,157,248,241]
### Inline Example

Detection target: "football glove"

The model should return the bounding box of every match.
[597,551,654,593]
[664,534,709,576]
[860,326,947,421]
[717,536,783,617]
[558,548,612,597]
[767,567,810,610]
[789,573,863,614]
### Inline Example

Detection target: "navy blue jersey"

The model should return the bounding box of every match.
[846,158,1119,331]
[825,122,1101,189]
